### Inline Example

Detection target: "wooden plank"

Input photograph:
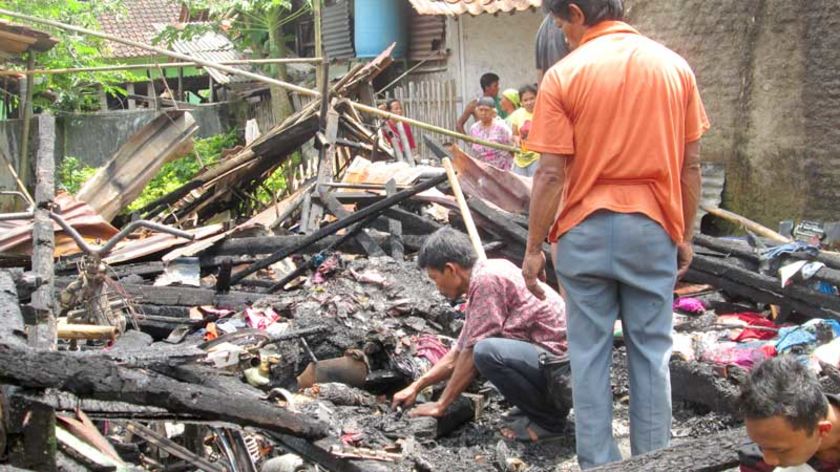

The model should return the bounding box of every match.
[76,111,198,220]
[29,113,56,349]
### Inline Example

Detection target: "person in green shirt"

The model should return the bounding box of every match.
[508,84,540,177]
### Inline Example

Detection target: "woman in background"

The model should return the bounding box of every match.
[469,96,513,171]
[508,84,540,176]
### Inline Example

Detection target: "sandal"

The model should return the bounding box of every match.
[501,406,526,422]
[500,417,565,443]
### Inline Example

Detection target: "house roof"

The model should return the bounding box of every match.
[0,19,58,58]
[408,0,542,16]
[163,27,252,84]
[98,0,182,58]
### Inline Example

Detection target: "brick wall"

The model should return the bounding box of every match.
[628,0,840,226]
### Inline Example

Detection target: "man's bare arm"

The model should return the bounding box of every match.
[409,347,477,417]
[677,140,702,277]
[523,153,568,299]
[456,99,476,134]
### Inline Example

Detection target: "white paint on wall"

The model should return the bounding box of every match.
[445,9,544,118]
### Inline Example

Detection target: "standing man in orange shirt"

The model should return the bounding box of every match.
[521,0,710,468]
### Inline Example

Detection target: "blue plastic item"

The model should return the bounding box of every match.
[354,0,409,58]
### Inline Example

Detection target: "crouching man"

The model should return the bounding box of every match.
[392,227,570,442]
[739,355,840,471]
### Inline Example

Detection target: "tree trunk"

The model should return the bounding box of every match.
[267,8,294,124]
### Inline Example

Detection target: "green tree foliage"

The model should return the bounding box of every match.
[57,156,97,194]
[0,0,142,111]
[56,132,241,210]
[156,0,312,120]
[127,130,240,212]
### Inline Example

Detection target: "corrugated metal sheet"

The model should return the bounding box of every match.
[408,0,542,16]
[409,14,446,60]
[697,163,726,230]
[323,1,354,60]
[163,27,252,84]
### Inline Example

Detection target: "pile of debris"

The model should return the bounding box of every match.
[2,43,840,471]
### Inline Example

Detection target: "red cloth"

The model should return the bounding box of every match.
[725,312,779,342]
[386,121,416,152]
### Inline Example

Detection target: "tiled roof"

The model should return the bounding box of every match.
[98,0,182,58]
[408,0,542,16]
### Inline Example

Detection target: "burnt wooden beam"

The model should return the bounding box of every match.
[385,180,404,260]
[319,191,385,257]
[230,173,448,284]
[102,283,289,309]
[0,271,27,346]
[688,254,840,320]
[589,427,745,472]
[694,234,840,285]
[30,113,56,349]
[670,360,741,415]
[0,343,328,439]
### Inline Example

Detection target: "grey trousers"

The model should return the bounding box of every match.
[554,211,677,469]
[473,338,568,432]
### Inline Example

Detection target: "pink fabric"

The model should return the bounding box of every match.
[413,335,449,364]
[673,297,707,314]
[244,307,280,330]
[455,259,567,356]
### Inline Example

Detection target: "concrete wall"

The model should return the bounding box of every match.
[446,10,544,121]
[0,102,234,205]
[626,0,840,226]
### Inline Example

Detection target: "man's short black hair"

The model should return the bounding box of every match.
[480,73,500,92]
[519,83,538,97]
[386,98,400,111]
[417,227,477,272]
[545,0,624,26]
[739,355,829,434]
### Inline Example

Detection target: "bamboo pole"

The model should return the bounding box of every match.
[0,9,518,153]
[0,57,325,76]
[701,205,791,243]
[18,52,34,190]
[442,157,486,260]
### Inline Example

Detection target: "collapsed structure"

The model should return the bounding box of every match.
[0,9,840,472]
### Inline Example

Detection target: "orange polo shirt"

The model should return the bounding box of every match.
[526,21,710,244]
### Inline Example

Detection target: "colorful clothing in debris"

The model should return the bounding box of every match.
[468,119,514,171]
[740,394,840,471]
[455,258,567,356]
[526,21,711,244]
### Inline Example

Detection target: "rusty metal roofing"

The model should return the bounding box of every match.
[0,193,118,257]
[408,0,542,16]
[0,19,58,57]
[98,0,182,58]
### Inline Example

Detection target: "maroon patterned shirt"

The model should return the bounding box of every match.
[455,259,567,356]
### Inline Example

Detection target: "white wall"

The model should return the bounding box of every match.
[446,10,544,115]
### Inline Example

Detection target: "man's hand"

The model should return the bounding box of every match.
[391,384,419,409]
[677,242,694,279]
[409,402,446,418]
[522,250,547,300]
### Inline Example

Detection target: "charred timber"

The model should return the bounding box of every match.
[0,343,328,439]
